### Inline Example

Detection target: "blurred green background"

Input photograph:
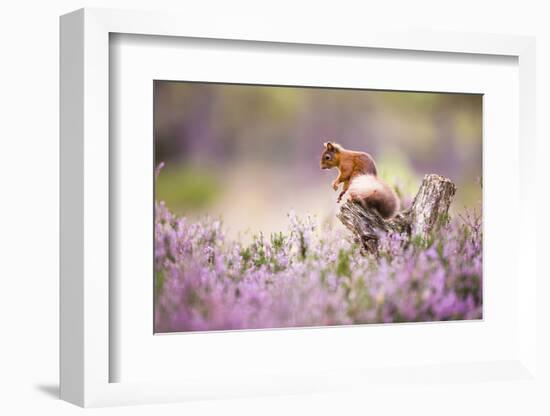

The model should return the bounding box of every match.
[155,81,482,237]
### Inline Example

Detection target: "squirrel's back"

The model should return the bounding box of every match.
[348,174,399,219]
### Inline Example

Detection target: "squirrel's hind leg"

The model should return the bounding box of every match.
[363,189,399,219]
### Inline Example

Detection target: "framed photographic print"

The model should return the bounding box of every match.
[152,81,483,334]
[60,8,540,408]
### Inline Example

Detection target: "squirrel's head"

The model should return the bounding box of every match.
[320,141,341,170]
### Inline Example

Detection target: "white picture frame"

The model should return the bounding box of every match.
[60,7,539,408]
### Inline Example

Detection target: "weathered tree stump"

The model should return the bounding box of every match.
[337,174,456,254]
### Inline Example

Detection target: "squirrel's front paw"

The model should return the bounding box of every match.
[332,182,339,191]
[337,190,346,203]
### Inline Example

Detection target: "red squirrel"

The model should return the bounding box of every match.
[320,141,399,219]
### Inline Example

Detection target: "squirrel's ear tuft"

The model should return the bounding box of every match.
[325,141,334,150]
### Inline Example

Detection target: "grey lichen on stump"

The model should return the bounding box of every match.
[337,174,457,254]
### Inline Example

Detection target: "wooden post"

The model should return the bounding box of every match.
[337,174,456,253]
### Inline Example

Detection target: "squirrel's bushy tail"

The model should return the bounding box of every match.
[348,174,400,219]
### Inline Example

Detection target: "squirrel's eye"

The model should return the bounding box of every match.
[325,155,331,160]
